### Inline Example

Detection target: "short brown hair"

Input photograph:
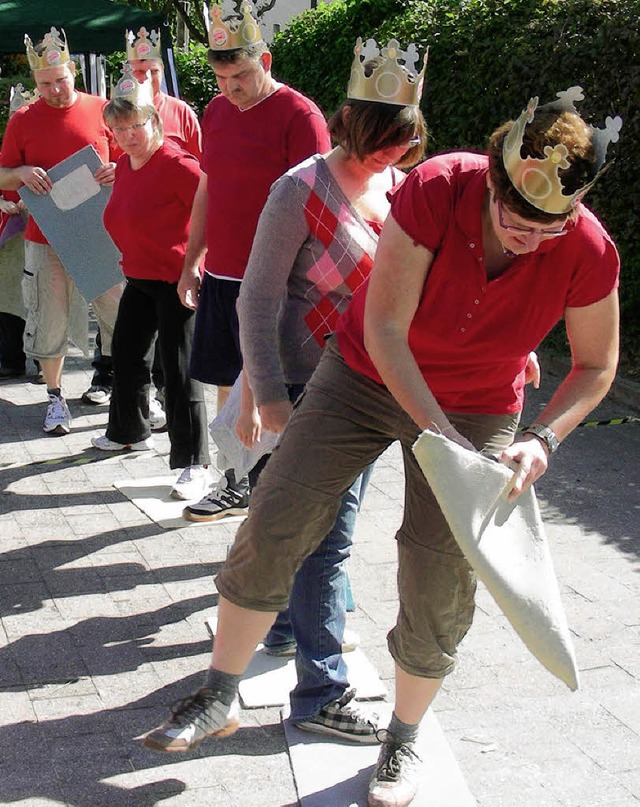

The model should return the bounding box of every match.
[488,110,595,223]
[103,98,163,141]
[329,100,426,169]
[207,42,268,67]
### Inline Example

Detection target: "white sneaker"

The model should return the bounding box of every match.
[149,396,167,431]
[171,465,213,501]
[43,393,72,435]
[91,434,154,452]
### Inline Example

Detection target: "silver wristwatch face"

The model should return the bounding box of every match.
[525,424,559,454]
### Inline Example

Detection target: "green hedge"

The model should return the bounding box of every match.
[269,0,640,365]
[2,1,637,363]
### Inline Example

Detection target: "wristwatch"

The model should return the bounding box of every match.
[522,423,560,455]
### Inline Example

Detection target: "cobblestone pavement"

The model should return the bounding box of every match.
[0,349,638,807]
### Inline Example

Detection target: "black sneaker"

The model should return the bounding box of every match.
[183,476,249,522]
[294,688,381,744]
[143,687,240,752]
[368,732,422,807]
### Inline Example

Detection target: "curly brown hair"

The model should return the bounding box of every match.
[488,110,595,223]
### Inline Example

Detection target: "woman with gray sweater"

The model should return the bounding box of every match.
[233,73,426,743]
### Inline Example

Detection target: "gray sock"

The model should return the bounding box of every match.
[203,667,242,705]
[388,711,420,744]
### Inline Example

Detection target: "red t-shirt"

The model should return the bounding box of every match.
[103,141,201,282]
[201,84,330,280]
[155,92,202,160]
[336,152,620,415]
[0,93,115,244]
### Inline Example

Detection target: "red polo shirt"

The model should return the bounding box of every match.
[336,152,619,415]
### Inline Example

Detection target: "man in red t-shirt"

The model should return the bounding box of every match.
[0,27,123,436]
[177,6,330,521]
[126,26,202,160]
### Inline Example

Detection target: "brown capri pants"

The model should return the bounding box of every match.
[216,338,518,679]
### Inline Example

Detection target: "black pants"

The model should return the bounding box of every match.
[92,330,164,390]
[0,312,26,371]
[106,278,210,469]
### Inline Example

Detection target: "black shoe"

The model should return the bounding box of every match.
[0,366,26,379]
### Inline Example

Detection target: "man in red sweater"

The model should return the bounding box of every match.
[178,2,330,521]
[0,27,123,435]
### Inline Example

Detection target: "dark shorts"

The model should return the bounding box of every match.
[190,273,243,387]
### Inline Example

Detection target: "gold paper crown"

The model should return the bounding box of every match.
[111,63,155,107]
[25,27,71,71]
[503,86,623,215]
[207,1,264,51]
[126,27,162,62]
[9,84,40,114]
[347,37,428,107]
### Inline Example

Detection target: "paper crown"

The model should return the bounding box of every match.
[126,27,162,61]
[347,37,428,107]
[9,84,40,114]
[503,86,623,215]
[25,27,71,71]
[111,63,154,107]
[207,1,264,51]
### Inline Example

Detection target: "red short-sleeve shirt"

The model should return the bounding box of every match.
[200,85,330,281]
[336,152,620,415]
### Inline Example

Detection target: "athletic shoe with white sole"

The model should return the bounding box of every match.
[91,434,154,452]
[368,732,422,807]
[149,396,167,431]
[143,688,240,752]
[294,688,382,744]
[182,475,249,522]
[81,384,111,405]
[43,393,72,436]
[171,465,213,501]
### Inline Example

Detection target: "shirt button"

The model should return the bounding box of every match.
[467,313,472,319]
[474,299,480,305]
[469,242,475,249]
[461,327,466,333]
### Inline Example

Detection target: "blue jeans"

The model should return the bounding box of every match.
[264,465,372,722]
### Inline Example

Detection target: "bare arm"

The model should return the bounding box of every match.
[363,215,474,450]
[178,171,208,310]
[235,369,262,448]
[502,291,619,498]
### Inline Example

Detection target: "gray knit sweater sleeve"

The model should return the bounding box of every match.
[238,167,311,406]
[239,155,379,406]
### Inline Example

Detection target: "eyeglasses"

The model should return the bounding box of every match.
[111,117,152,134]
[407,136,421,147]
[497,200,567,238]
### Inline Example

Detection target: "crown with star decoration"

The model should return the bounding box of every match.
[347,37,428,107]
[25,27,71,71]
[111,62,154,107]
[503,86,623,215]
[9,84,40,114]
[206,1,265,51]
[126,27,162,62]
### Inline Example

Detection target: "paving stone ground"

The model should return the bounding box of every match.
[0,347,638,807]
